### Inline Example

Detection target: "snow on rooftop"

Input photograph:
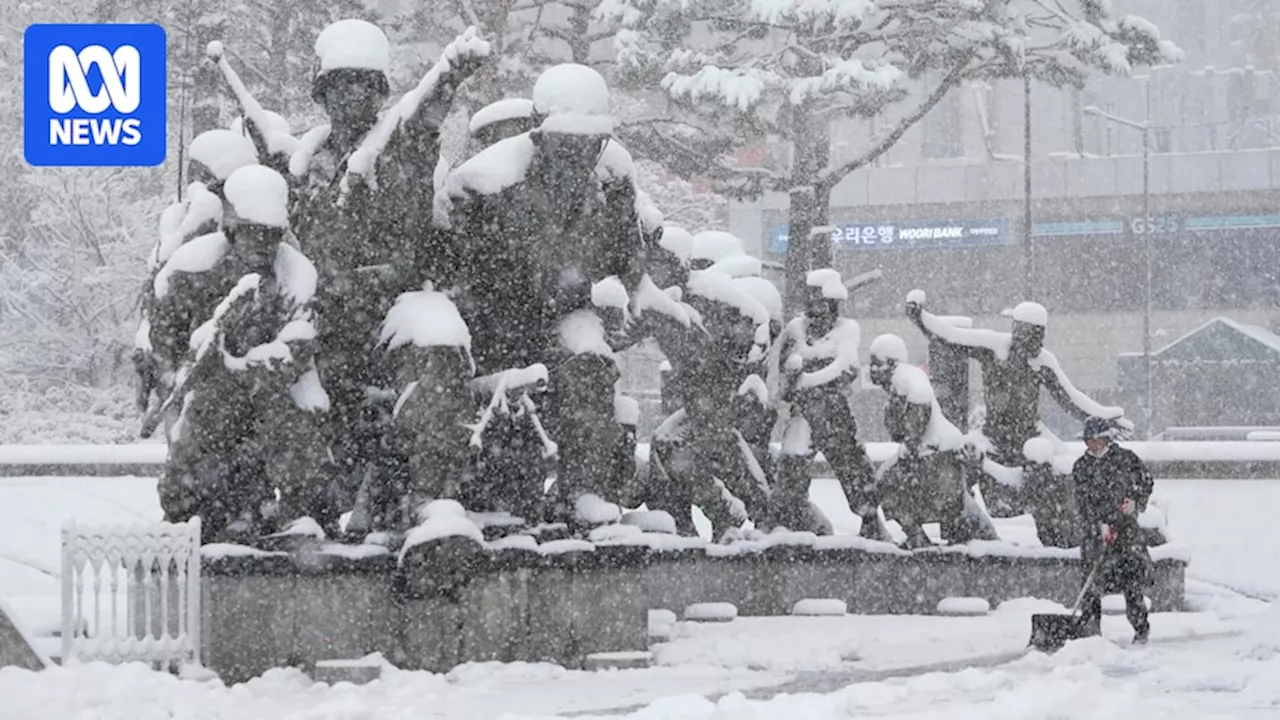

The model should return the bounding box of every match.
[869,333,909,364]
[806,268,848,301]
[690,231,744,262]
[188,129,258,181]
[380,290,472,352]
[223,165,290,228]
[469,97,534,134]
[315,19,390,75]
[1131,316,1280,359]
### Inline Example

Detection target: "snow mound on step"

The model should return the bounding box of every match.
[575,494,622,525]
[936,597,991,616]
[684,602,737,622]
[399,514,484,562]
[622,511,677,535]
[792,598,847,616]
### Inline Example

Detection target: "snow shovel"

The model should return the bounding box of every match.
[1029,549,1108,652]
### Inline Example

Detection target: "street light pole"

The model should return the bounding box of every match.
[1083,90,1156,438]
[1141,85,1153,439]
[1024,73,1034,300]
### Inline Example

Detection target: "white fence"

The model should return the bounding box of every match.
[61,518,201,668]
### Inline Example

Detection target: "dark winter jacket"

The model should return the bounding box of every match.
[1072,443,1154,590]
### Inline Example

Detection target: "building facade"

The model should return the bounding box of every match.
[723,0,1280,437]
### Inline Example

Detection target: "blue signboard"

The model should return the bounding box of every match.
[770,219,1007,254]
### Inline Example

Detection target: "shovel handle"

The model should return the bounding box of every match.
[1070,548,1109,615]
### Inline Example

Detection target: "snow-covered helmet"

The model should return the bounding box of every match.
[188,129,258,184]
[222,165,290,229]
[868,333,909,389]
[469,98,535,139]
[530,64,613,136]
[805,268,848,301]
[869,333,909,365]
[311,19,391,102]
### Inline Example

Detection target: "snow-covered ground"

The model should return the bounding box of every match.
[1,475,1278,718]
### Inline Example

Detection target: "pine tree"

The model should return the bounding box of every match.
[605,0,1182,306]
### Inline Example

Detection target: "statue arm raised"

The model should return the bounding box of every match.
[1037,350,1130,427]
[905,292,994,362]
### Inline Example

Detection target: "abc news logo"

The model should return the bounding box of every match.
[48,44,143,146]
[24,24,166,167]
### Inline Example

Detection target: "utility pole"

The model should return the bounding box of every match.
[1084,83,1155,438]
[1023,73,1034,300]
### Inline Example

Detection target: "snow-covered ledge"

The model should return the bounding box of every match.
[197,534,1187,683]
[7,441,1280,479]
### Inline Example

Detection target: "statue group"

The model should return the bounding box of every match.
[135,20,1131,550]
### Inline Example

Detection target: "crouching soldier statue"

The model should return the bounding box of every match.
[867,334,998,549]
[134,129,260,433]
[154,165,338,543]
[773,269,884,538]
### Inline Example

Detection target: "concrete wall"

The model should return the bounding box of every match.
[200,542,1187,683]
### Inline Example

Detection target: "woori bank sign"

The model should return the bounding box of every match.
[770,218,1007,254]
[23,24,167,167]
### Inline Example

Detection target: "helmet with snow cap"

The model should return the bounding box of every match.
[469,98,536,151]
[222,165,289,269]
[804,267,845,331]
[1007,300,1047,358]
[188,129,258,190]
[531,64,613,135]
[868,333,908,390]
[529,64,614,181]
[311,19,391,104]
[223,165,290,230]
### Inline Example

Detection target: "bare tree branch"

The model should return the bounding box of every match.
[817,54,974,188]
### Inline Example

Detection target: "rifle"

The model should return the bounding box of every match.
[139,276,263,439]
[205,41,292,162]
[342,26,492,195]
